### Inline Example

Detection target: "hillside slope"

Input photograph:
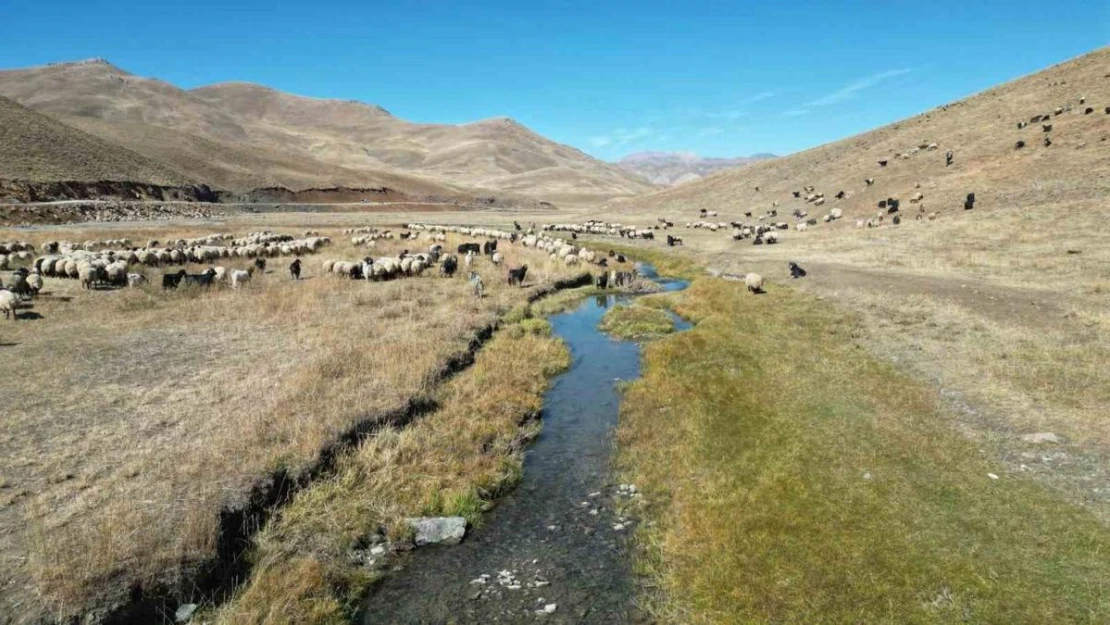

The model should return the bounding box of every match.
[0,60,654,205]
[609,47,1110,223]
[0,94,194,186]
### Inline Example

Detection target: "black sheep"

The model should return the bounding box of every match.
[289,258,302,280]
[457,242,481,255]
[441,255,458,277]
[507,264,528,287]
[788,262,807,279]
[254,258,267,273]
[483,240,498,255]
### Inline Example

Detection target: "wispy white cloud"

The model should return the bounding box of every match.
[590,127,658,148]
[738,90,776,105]
[802,68,912,108]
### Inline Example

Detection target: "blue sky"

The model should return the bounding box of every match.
[0,0,1106,160]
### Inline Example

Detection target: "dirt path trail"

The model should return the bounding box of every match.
[360,293,670,624]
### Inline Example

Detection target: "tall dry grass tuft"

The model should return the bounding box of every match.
[212,320,570,623]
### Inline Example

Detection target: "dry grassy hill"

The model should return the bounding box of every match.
[609,47,1110,226]
[0,59,654,205]
[0,95,194,186]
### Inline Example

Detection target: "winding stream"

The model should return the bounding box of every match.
[360,267,689,624]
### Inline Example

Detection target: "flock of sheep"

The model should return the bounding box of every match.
[0,222,651,321]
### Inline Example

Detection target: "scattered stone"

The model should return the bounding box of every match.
[1021,432,1060,444]
[863,472,872,480]
[588,491,601,498]
[536,603,557,614]
[175,603,198,623]
[613,523,626,531]
[988,473,1000,480]
[589,509,599,516]
[407,516,467,546]
[370,545,386,556]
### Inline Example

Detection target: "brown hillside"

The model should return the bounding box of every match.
[0,60,654,204]
[0,94,194,186]
[609,47,1110,223]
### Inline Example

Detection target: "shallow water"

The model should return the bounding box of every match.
[360,268,689,624]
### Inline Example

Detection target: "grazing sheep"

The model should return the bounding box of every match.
[745,273,764,294]
[230,269,252,289]
[878,159,888,167]
[945,150,953,166]
[788,262,806,279]
[464,250,475,269]
[441,255,459,277]
[469,272,484,298]
[928,212,938,221]
[865,178,875,186]
[1015,140,1026,149]
[127,273,146,288]
[0,290,17,320]
[507,265,528,287]
[491,252,503,266]
[1044,135,1052,147]
[254,258,267,273]
[27,271,42,298]
[290,258,302,280]
[595,272,609,289]
[457,242,481,255]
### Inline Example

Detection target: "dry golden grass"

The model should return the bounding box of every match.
[0,223,578,622]
[211,318,569,624]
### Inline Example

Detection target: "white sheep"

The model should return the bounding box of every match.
[127,273,147,288]
[27,271,43,298]
[0,290,17,320]
[491,252,503,266]
[745,273,764,294]
[230,269,251,289]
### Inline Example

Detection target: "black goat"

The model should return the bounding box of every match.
[483,240,498,255]
[595,272,609,289]
[457,242,481,255]
[788,261,807,279]
[183,268,218,287]
[290,258,302,280]
[162,269,187,290]
[507,264,528,287]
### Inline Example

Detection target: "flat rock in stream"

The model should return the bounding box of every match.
[407,516,467,545]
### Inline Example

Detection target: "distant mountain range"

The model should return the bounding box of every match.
[615,151,776,186]
[0,58,655,206]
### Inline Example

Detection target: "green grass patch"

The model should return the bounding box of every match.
[599,304,676,340]
[618,276,1110,623]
